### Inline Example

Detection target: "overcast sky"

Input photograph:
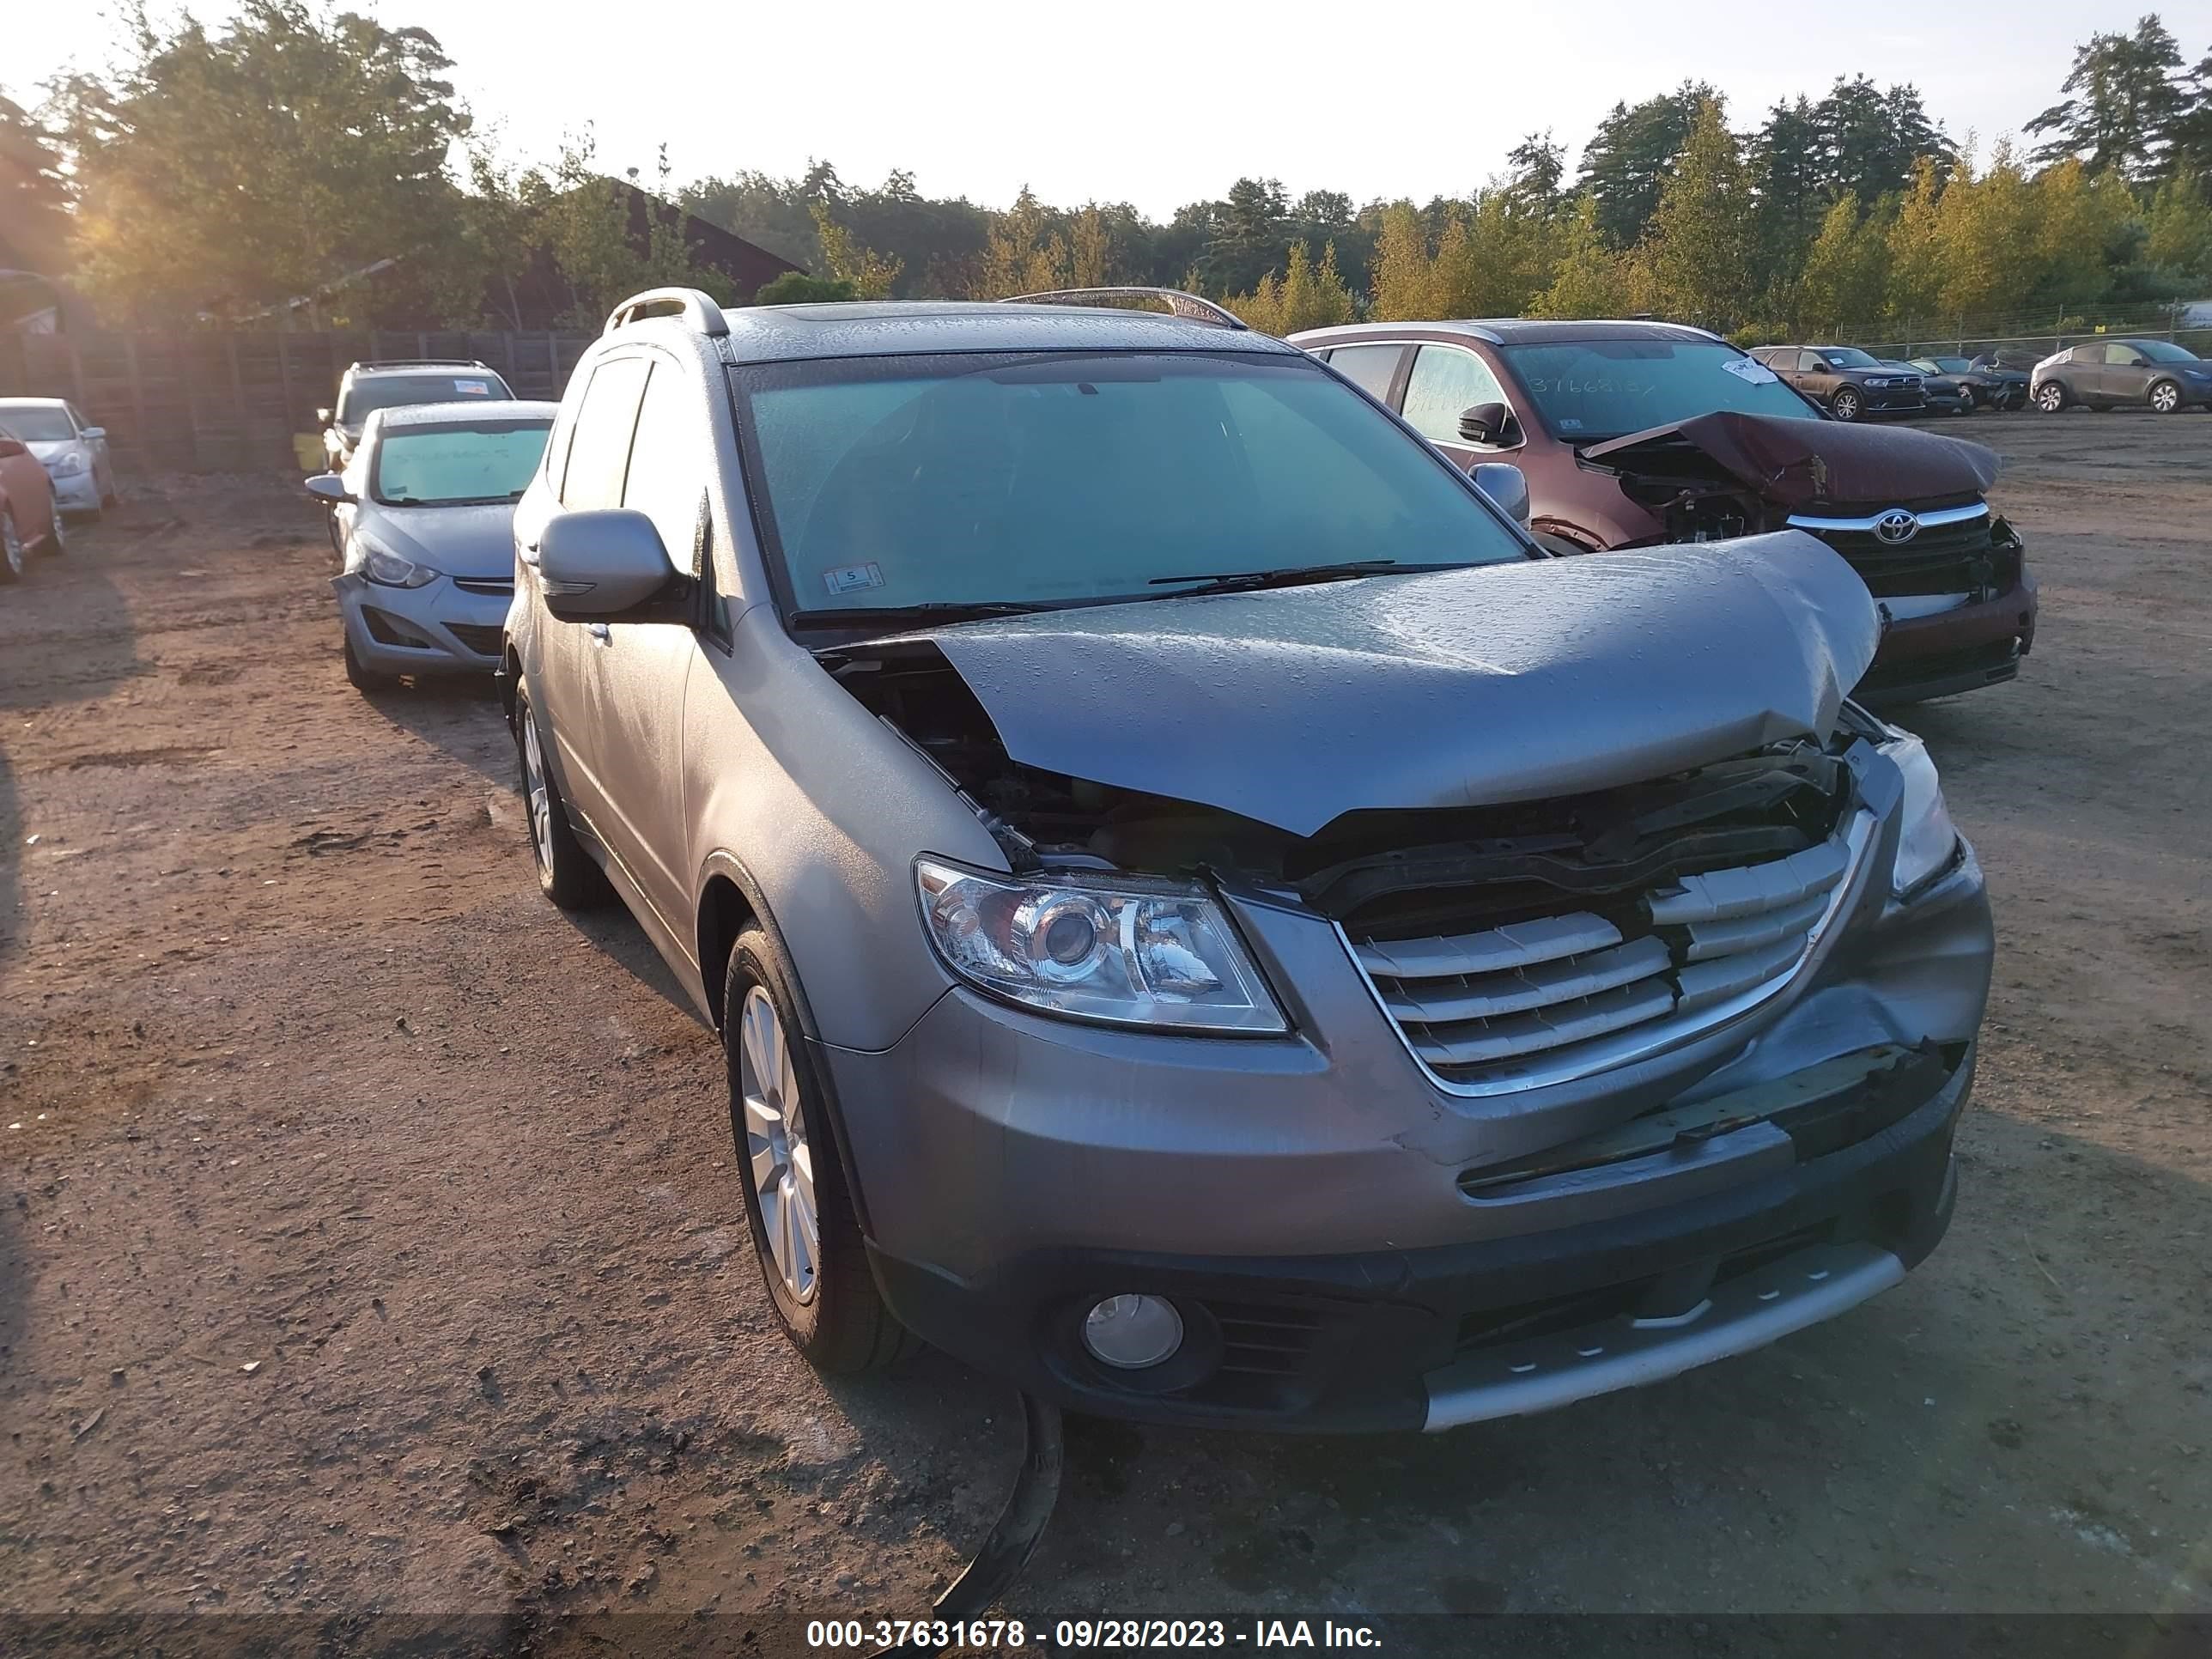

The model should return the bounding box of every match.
[11,1,2174,216]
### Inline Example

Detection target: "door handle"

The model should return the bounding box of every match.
[587,623,611,645]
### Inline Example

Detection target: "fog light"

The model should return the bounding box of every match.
[1082,1294,1183,1370]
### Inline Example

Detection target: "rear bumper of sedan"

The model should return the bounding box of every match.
[823,846,1992,1433]
[332,572,510,675]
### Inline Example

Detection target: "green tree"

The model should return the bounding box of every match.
[1637,97,1754,329]
[532,133,717,328]
[2143,167,2212,277]
[1200,177,1290,295]
[53,0,472,324]
[1368,202,1437,320]
[1932,145,2040,320]
[2026,15,2190,181]
[974,186,1068,296]
[0,90,72,272]
[1795,192,1889,333]
[810,200,902,298]
[1225,240,1355,334]
[1528,195,1636,318]
[1574,82,1715,246]
[1884,157,1950,325]
[753,270,857,305]
[1812,76,1955,205]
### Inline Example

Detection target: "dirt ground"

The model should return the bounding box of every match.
[2,414,2208,1656]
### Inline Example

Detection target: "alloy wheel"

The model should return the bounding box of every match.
[1832,390,1861,421]
[2036,384,2064,412]
[2,516,22,579]
[47,512,66,556]
[738,986,819,1305]
[2150,381,2181,414]
[520,705,556,873]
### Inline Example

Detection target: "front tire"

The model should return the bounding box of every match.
[2148,379,2183,414]
[513,689,613,909]
[0,513,23,584]
[1830,387,1863,422]
[342,633,397,692]
[2034,382,2068,413]
[725,930,914,1375]
[40,509,67,557]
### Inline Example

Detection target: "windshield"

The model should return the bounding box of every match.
[0,406,76,441]
[371,421,550,506]
[1929,358,1973,373]
[1498,340,1818,443]
[1823,347,1883,369]
[2135,338,2203,363]
[338,373,508,425]
[731,351,1527,618]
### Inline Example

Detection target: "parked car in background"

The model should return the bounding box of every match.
[319,359,518,473]
[0,419,69,584]
[1747,344,1925,421]
[1289,319,2038,704]
[1881,360,1967,416]
[305,400,555,690]
[0,398,118,520]
[2030,338,2212,413]
[500,286,1992,1434]
[1908,356,2027,410]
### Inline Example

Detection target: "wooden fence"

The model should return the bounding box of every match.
[0,329,598,473]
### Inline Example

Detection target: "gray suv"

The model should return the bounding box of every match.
[501,286,1993,1432]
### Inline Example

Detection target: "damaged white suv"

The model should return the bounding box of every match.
[500,286,1990,1432]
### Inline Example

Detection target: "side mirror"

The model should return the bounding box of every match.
[316,407,333,427]
[81,426,106,441]
[305,472,353,503]
[1471,462,1531,528]
[1456,402,1516,447]
[538,508,689,623]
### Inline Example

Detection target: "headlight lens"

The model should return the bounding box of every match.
[361,544,437,588]
[915,859,1286,1033]
[48,451,88,477]
[1881,731,1960,896]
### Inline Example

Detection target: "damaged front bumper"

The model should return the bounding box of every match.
[827,836,1990,1433]
[332,571,509,677]
[1857,571,2039,705]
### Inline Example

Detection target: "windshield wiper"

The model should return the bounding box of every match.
[787,601,1052,629]
[1146,558,1437,598]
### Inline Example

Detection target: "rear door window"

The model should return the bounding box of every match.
[1401,346,1511,444]
[559,357,651,510]
[1324,343,1406,404]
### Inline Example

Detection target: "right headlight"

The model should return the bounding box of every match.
[361,543,437,588]
[1880,731,1960,897]
[915,858,1286,1034]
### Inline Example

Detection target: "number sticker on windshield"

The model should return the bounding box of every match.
[823,562,886,596]
[454,379,490,395]
[1721,357,1779,385]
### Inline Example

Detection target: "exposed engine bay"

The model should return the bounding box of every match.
[823,639,1870,937]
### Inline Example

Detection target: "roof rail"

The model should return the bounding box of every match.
[1001,287,1248,331]
[350,358,495,372]
[605,287,729,338]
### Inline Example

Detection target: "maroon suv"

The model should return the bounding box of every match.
[1287,319,2039,705]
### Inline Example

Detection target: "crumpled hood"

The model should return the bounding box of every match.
[1583,410,1999,511]
[902,532,1881,838]
[360,501,518,580]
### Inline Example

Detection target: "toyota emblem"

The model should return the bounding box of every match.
[1874,509,1920,544]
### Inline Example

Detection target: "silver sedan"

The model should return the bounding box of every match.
[305,400,556,691]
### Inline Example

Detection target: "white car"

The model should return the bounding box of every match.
[0,398,118,521]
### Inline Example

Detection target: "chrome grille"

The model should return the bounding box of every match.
[1349,814,1874,1095]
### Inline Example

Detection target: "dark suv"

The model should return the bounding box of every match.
[1288,319,2038,705]
[1747,345,1925,421]
[2030,338,2212,414]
